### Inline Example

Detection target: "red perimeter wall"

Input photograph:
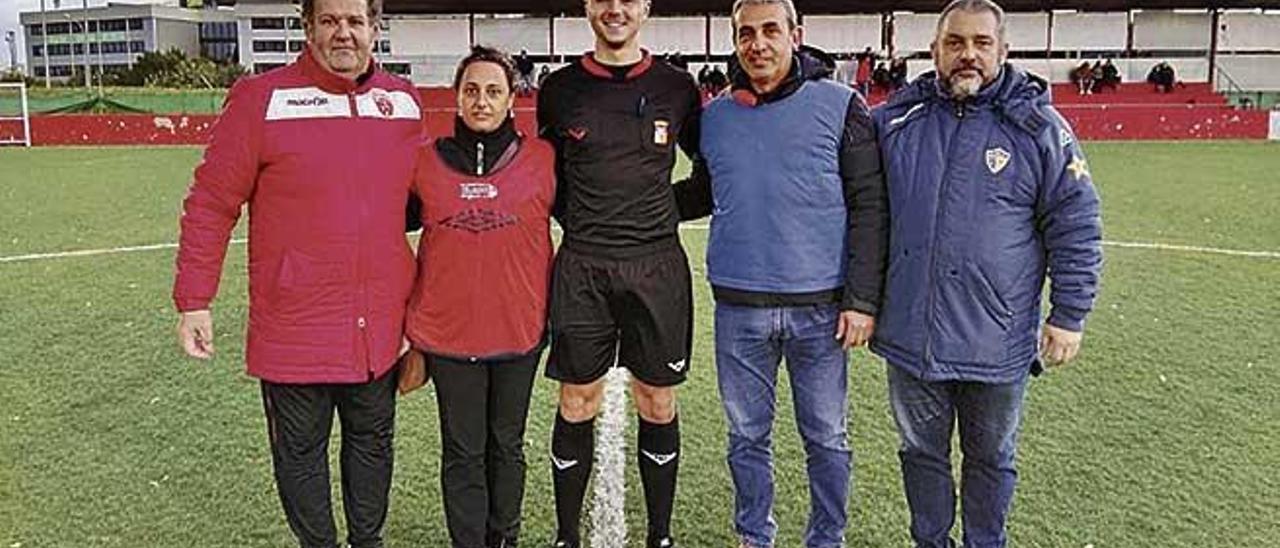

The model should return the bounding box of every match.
[3,87,1267,146]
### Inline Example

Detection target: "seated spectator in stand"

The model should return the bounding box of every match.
[872,62,891,95]
[1089,60,1104,93]
[1162,62,1178,92]
[536,64,551,89]
[889,57,908,91]
[1071,61,1094,95]
[1148,61,1176,93]
[708,64,729,94]
[670,51,689,71]
[1098,58,1120,92]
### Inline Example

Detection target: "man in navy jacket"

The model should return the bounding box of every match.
[870,1,1103,546]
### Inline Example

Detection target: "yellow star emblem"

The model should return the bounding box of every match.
[1067,155,1091,181]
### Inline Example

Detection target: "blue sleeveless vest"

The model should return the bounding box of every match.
[702,79,852,294]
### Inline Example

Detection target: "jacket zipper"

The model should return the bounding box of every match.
[476,141,485,176]
[349,90,374,377]
[923,106,968,373]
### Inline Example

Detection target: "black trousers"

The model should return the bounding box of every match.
[260,371,397,548]
[431,351,541,548]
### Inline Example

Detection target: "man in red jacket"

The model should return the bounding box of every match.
[172,0,422,545]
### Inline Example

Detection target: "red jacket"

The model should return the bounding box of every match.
[405,136,556,359]
[173,50,424,383]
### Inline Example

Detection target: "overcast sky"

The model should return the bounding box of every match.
[2,0,114,69]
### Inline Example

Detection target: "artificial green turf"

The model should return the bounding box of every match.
[1,143,1278,547]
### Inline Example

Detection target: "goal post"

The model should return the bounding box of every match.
[0,82,32,147]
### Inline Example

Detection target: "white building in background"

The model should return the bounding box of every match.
[230,0,415,76]
[16,0,420,81]
[19,2,210,79]
[17,2,1280,89]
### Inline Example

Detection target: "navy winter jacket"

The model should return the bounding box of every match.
[870,65,1103,383]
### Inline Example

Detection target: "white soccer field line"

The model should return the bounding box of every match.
[589,368,631,548]
[2,228,1280,264]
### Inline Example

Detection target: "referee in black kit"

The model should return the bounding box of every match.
[536,0,710,546]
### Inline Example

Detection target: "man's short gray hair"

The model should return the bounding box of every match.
[935,0,1007,41]
[731,0,799,30]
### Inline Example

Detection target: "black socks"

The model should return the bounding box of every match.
[551,412,595,546]
[638,414,680,545]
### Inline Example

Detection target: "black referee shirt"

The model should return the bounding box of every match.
[537,53,702,250]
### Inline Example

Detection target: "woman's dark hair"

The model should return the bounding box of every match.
[452,45,518,92]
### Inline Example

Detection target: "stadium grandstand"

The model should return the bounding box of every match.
[5,0,1280,141]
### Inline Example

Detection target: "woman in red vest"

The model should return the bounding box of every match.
[404,45,556,548]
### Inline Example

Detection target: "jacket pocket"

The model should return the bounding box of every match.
[269,249,349,325]
[968,261,1013,331]
[932,262,1010,365]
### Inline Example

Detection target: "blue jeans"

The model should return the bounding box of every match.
[714,302,851,548]
[886,365,1028,548]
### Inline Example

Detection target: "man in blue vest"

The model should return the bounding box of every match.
[677,0,887,545]
[870,1,1103,546]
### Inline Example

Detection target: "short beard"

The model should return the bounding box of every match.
[947,74,982,99]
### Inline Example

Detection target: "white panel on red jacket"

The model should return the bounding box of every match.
[355,88,422,121]
[265,87,353,120]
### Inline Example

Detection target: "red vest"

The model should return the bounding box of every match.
[405,137,556,359]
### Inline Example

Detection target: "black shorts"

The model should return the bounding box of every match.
[546,238,693,387]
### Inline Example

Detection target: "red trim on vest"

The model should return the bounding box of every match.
[732,89,760,107]
[580,49,654,81]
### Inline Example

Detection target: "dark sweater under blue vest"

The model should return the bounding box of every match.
[702,79,853,295]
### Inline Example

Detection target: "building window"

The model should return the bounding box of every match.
[128,18,143,30]
[287,40,304,52]
[376,40,391,54]
[383,63,410,76]
[251,17,285,30]
[88,21,97,32]
[254,63,285,74]
[288,17,303,30]
[30,26,42,36]
[253,40,287,53]
[200,21,237,41]
[47,43,71,56]
[102,41,129,54]
[31,45,43,57]
[73,43,84,55]
[100,19,127,32]
[89,42,97,54]
[129,40,145,53]
[202,42,238,64]
[46,22,70,35]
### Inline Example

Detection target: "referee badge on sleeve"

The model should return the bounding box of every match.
[653,120,670,146]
